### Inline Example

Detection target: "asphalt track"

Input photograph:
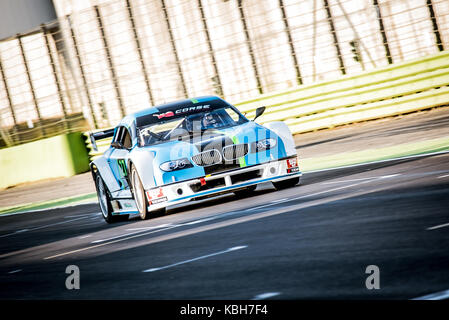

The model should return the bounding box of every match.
[0,152,448,300]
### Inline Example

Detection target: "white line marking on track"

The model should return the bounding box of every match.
[306,150,449,174]
[426,222,449,231]
[143,245,247,273]
[91,225,177,244]
[65,212,100,218]
[237,177,392,214]
[247,197,313,212]
[126,224,171,231]
[437,174,449,179]
[32,217,90,230]
[321,174,399,185]
[8,269,22,274]
[78,235,92,239]
[270,198,289,203]
[379,174,400,179]
[215,211,240,218]
[412,289,449,300]
[321,177,376,185]
[291,179,375,201]
[178,217,216,226]
[51,219,233,259]
[246,203,277,211]
[0,216,91,238]
[252,292,281,300]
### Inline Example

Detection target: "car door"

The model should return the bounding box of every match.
[108,126,132,190]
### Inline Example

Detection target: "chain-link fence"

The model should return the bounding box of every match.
[0,0,448,148]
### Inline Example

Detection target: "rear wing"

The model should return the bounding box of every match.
[89,128,115,152]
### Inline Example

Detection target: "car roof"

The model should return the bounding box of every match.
[119,95,227,128]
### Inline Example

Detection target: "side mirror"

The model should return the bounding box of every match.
[253,106,266,121]
[111,141,124,149]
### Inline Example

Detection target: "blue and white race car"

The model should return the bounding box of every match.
[89,96,301,223]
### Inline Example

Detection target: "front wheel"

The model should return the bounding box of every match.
[131,166,150,220]
[273,177,300,190]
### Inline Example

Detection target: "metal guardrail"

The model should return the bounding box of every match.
[84,50,449,162]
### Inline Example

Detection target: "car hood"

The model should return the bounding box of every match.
[135,121,278,161]
[130,121,287,186]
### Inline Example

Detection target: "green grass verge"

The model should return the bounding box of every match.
[0,193,97,215]
[1,136,448,215]
[300,136,449,172]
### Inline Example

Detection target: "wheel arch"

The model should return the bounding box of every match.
[91,156,121,193]
[127,149,157,190]
[263,121,297,157]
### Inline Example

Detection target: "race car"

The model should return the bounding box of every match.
[89,96,301,223]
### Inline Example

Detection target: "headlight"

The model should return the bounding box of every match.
[252,138,277,152]
[159,158,193,172]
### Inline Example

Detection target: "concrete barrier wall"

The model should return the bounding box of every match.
[0,132,89,189]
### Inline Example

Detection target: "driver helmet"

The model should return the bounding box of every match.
[202,112,219,128]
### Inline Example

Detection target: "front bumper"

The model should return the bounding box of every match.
[145,156,301,211]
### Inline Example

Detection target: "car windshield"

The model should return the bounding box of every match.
[138,106,247,146]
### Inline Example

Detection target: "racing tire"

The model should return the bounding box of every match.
[234,185,257,198]
[130,165,151,220]
[273,177,300,190]
[95,174,124,223]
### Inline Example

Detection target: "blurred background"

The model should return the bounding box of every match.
[0,0,448,147]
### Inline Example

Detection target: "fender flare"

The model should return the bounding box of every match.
[91,156,121,193]
[263,121,297,157]
[127,149,157,191]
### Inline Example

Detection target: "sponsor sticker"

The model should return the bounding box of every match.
[149,197,168,205]
[286,157,299,173]
[152,105,211,120]
[287,167,300,173]
[121,201,134,208]
[175,105,210,115]
[286,157,298,168]
[153,111,174,120]
[146,188,164,201]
